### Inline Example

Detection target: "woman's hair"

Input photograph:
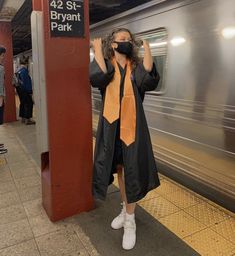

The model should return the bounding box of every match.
[0,46,6,55]
[102,28,140,68]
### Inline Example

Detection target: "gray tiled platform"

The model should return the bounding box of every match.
[0,122,99,256]
[0,122,199,255]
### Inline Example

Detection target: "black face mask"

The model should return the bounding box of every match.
[114,41,133,56]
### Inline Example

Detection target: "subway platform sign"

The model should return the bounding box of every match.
[49,0,84,37]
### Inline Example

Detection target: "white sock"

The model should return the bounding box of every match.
[125,212,135,221]
[122,202,126,212]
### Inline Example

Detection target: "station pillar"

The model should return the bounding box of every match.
[0,22,16,122]
[32,0,94,221]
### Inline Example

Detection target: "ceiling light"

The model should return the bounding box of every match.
[170,37,186,46]
[222,27,235,39]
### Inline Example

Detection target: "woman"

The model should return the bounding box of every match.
[90,28,160,250]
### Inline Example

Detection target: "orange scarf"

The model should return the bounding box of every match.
[103,59,136,146]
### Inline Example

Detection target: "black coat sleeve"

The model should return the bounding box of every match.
[133,62,160,93]
[89,58,115,90]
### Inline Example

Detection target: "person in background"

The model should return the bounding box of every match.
[0,45,8,154]
[90,28,160,250]
[16,57,35,125]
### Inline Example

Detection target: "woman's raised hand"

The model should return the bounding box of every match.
[142,39,150,50]
[91,38,103,53]
[91,38,107,73]
[142,39,153,72]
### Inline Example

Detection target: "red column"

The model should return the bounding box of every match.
[0,22,16,122]
[32,0,42,11]
[32,0,94,221]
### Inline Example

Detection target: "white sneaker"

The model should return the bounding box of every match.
[111,203,126,229]
[122,217,136,250]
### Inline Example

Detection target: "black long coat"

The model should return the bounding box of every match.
[90,59,161,203]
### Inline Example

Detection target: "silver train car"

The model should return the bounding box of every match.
[90,0,235,212]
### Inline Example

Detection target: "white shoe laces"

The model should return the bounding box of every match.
[124,219,136,231]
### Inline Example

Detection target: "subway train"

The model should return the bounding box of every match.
[90,0,235,212]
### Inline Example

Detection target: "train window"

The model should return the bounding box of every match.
[137,28,168,94]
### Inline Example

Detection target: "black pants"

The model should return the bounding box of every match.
[0,103,4,125]
[16,87,33,119]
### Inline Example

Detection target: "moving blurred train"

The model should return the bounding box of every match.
[90,0,235,212]
[14,0,235,212]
